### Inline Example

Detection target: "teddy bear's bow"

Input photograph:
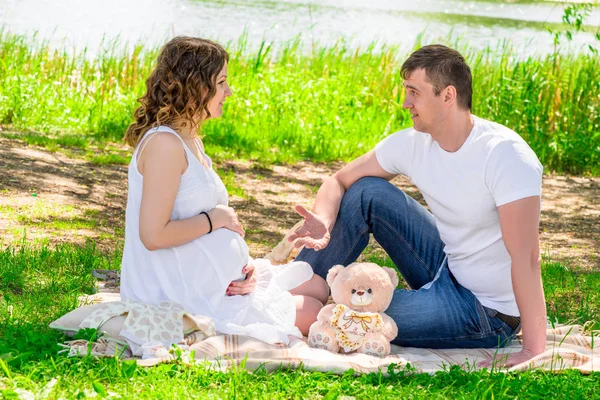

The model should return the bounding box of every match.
[343,313,373,331]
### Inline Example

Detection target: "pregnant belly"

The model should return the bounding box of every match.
[199,227,249,285]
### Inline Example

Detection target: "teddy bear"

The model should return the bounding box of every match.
[308,262,399,357]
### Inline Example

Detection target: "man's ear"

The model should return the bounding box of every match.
[326,265,345,287]
[444,85,457,107]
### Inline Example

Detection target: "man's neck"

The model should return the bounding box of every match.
[429,112,474,153]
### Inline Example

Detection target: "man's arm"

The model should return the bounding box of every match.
[481,195,547,367]
[288,150,396,249]
[315,150,396,229]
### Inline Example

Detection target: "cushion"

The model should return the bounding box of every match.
[50,303,200,346]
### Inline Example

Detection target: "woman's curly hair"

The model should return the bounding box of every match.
[124,37,229,147]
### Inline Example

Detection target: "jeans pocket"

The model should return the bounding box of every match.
[484,306,516,339]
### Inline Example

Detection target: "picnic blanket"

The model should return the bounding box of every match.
[75,288,598,374]
[68,229,598,374]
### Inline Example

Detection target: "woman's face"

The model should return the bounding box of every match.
[207,62,232,119]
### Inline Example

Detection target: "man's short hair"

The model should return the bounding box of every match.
[401,45,472,111]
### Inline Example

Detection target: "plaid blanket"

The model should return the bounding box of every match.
[77,290,598,374]
[163,323,598,374]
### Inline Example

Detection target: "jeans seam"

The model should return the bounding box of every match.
[394,333,499,343]
[340,225,370,266]
[393,329,509,343]
[372,215,434,279]
[476,302,493,335]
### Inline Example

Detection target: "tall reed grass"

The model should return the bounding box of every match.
[1,31,598,174]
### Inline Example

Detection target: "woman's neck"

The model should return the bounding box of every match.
[171,119,198,139]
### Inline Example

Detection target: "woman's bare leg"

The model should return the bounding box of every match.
[294,295,324,336]
[289,274,329,305]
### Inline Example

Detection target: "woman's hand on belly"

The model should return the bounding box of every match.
[227,262,257,296]
[209,205,245,237]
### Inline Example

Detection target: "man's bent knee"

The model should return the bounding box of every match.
[343,177,405,213]
[346,176,392,197]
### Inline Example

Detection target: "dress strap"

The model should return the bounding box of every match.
[135,126,189,164]
[192,138,211,168]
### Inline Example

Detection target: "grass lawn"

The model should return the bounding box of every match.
[0,242,598,399]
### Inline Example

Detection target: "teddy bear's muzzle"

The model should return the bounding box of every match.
[351,292,373,307]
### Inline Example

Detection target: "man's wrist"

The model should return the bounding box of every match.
[523,346,545,356]
[521,332,546,354]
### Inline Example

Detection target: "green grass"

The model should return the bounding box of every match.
[217,168,249,199]
[1,358,599,399]
[0,243,598,398]
[0,201,117,246]
[1,31,599,174]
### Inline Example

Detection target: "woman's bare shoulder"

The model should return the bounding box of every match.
[138,131,187,175]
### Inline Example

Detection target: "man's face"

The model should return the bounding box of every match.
[402,68,446,133]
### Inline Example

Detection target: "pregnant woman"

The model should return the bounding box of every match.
[119,36,329,344]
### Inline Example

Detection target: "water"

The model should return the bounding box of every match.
[1,0,599,56]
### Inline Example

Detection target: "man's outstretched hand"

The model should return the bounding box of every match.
[287,205,331,251]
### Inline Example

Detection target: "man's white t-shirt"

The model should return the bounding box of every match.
[375,115,543,316]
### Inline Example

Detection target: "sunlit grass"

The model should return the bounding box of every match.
[216,168,249,199]
[1,201,77,223]
[1,30,599,175]
[87,153,129,165]
[0,243,598,398]
[0,201,119,245]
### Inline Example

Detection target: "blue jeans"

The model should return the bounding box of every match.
[296,177,517,349]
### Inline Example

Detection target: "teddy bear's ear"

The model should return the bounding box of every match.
[382,267,400,287]
[326,264,345,287]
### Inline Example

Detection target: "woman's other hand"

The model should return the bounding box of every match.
[227,264,257,295]
[210,205,245,237]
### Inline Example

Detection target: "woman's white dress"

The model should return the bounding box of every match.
[120,126,313,344]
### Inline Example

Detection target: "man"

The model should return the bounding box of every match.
[289,45,547,367]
